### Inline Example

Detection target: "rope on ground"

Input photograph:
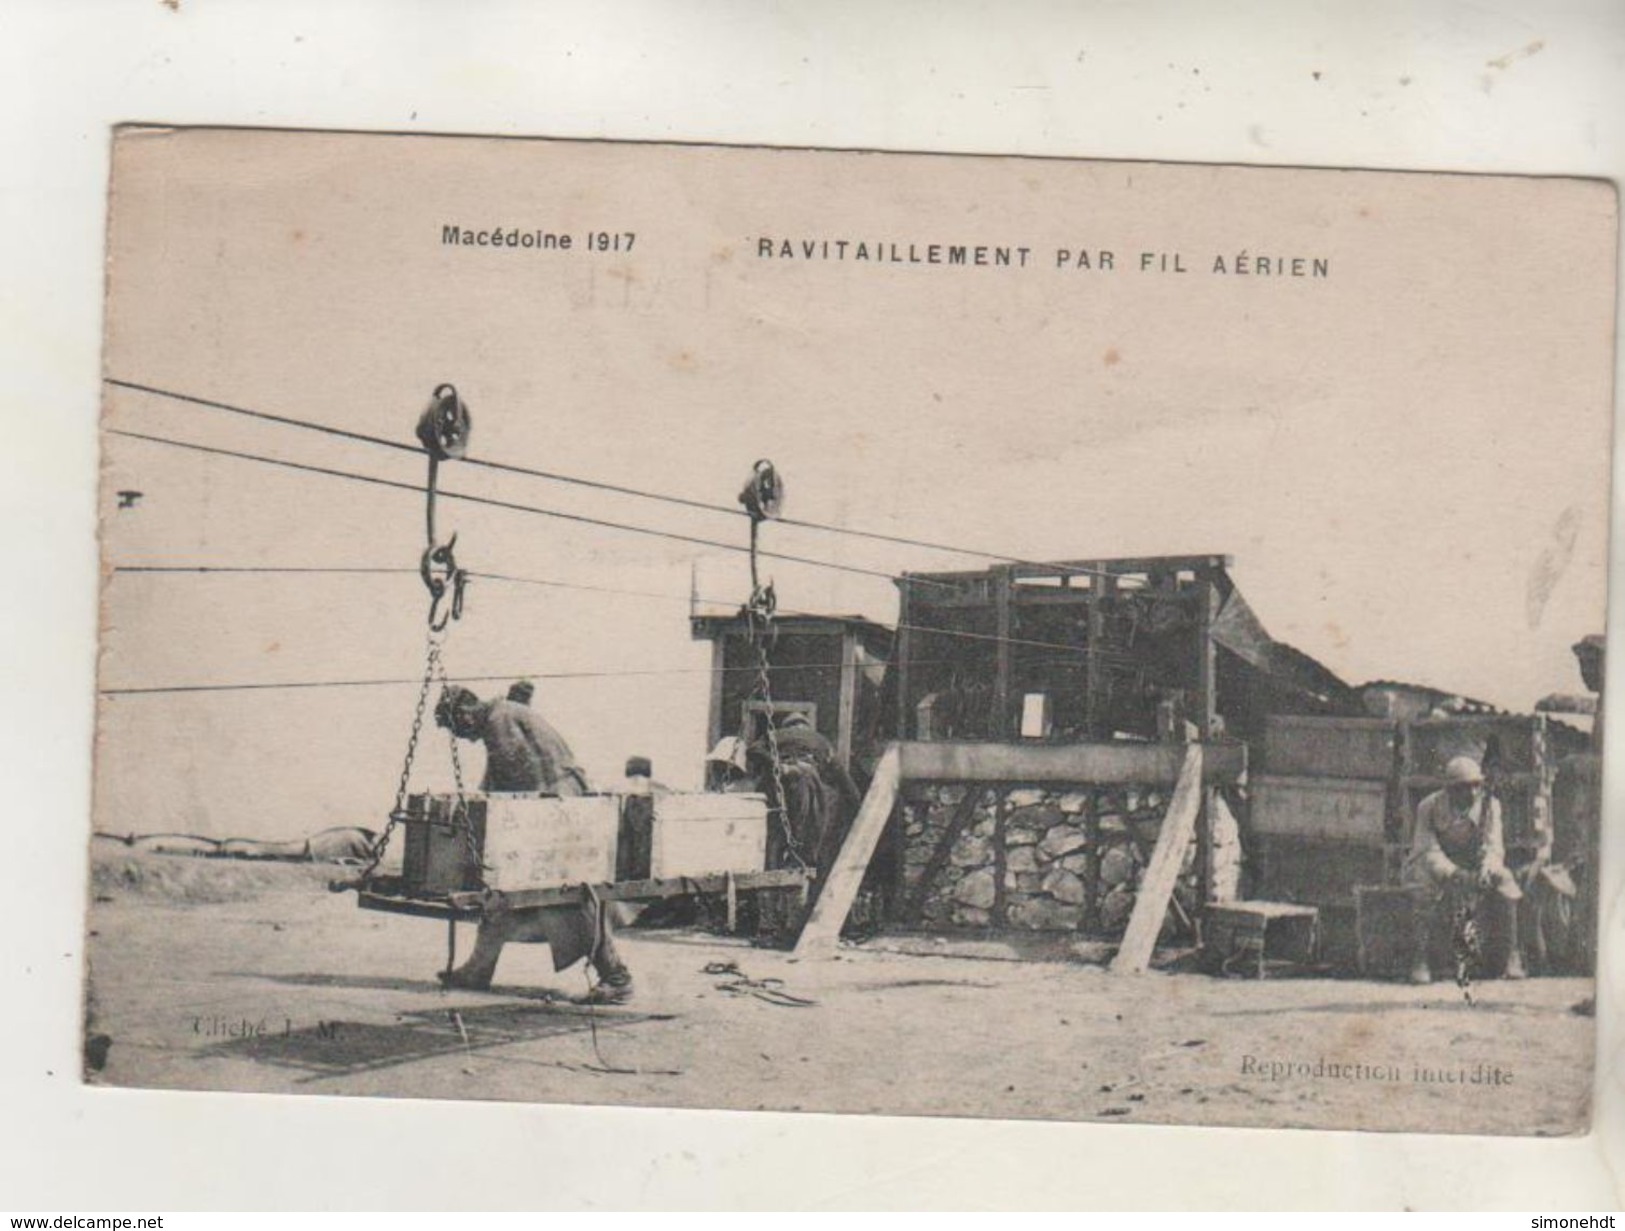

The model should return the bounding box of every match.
[703,960,817,1008]
[572,885,684,1076]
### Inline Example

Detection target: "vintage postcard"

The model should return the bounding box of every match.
[91,128,1615,1135]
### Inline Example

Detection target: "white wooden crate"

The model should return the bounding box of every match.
[480,794,619,891]
[650,792,769,878]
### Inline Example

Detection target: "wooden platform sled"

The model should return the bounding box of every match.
[355,868,812,922]
[349,789,810,928]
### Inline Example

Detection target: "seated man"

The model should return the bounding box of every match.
[1402,755,1526,984]
[432,685,632,1003]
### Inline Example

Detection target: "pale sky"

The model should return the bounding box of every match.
[96,130,1615,838]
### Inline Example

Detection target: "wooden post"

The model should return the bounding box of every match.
[724,871,738,934]
[706,636,727,751]
[793,744,903,958]
[1085,567,1112,739]
[895,579,914,740]
[1196,574,1219,738]
[836,628,857,770]
[1111,744,1203,974]
[991,790,1008,927]
[994,566,1013,739]
[1195,576,1220,907]
[1082,792,1102,931]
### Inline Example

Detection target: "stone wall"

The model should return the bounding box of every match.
[899,782,1237,936]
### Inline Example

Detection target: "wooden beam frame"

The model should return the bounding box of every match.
[896,740,1245,785]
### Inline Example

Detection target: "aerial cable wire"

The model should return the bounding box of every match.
[105,377,1113,580]
[109,561,1106,659]
[106,427,941,589]
[99,654,1095,697]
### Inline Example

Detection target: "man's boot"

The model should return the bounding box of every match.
[1408,893,1433,985]
[437,917,506,990]
[574,965,633,1006]
[1496,893,1528,980]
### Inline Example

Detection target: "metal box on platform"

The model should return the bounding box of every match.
[401,793,486,894]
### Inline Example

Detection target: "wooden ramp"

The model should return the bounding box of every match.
[789,739,1228,961]
[1110,743,1203,974]
[792,744,902,959]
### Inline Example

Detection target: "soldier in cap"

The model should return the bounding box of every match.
[435,683,588,795]
[1402,755,1526,984]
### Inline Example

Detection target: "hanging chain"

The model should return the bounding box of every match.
[431,643,486,886]
[361,385,478,888]
[750,604,806,871]
[361,631,446,882]
[741,496,807,872]
[1451,888,1480,1005]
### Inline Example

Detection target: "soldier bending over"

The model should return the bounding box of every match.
[433,684,633,1004]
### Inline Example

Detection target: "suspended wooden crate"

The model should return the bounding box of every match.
[398,790,769,896]
[650,792,769,879]
[401,793,618,894]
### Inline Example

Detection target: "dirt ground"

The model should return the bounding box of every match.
[82,851,1596,1136]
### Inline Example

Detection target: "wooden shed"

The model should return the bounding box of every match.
[689,612,894,774]
[892,554,1356,749]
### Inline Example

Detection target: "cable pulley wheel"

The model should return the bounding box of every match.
[417,383,472,461]
[738,458,785,522]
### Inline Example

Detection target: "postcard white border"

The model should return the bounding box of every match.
[5,0,1623,1210]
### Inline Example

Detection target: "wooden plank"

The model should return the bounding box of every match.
[433,868,809,913]
[1055,555,1232,577]
[836,629,857,768]
[706,637,727,751]
[897,740,1244,785]
[793,743,903,959]
[1261,715,1398,780]
[1251,774,1388,841]
[357,891,483,921]
[1085,570,1110,738]
[993,566,1012,739]
[1111,744,1203,974]
[1197,578,1218,739]
[895,577,914,739]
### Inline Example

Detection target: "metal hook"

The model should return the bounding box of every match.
[422,536,468,631]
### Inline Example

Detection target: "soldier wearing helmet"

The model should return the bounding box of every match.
[1403,755,1526,984]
